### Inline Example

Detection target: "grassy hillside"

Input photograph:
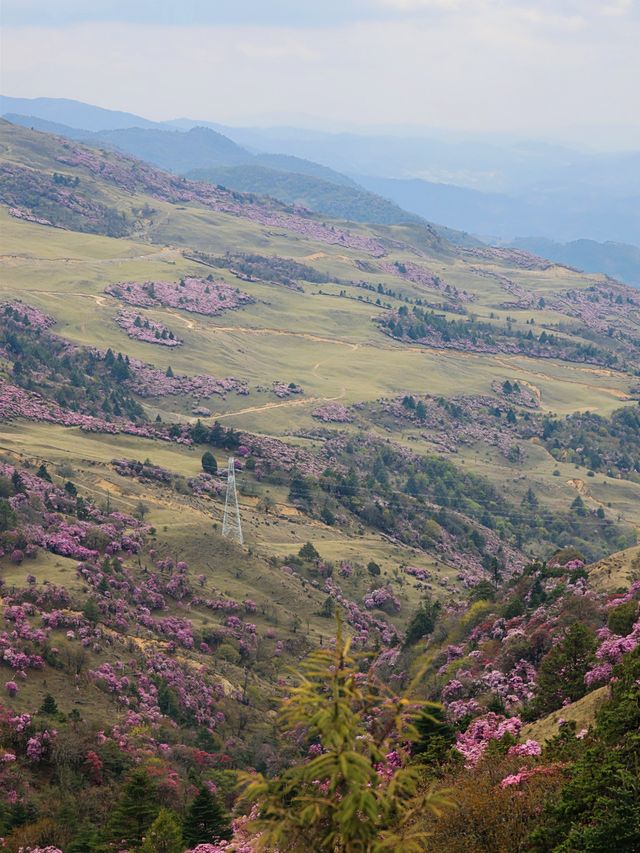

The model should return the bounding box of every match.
[187,164,423,225]
[0,120,638,850]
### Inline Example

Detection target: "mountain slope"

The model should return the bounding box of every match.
[187,164,422,225]
[508,237,640,288]
[3,113,423,226]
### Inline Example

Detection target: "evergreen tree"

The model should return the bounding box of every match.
[190,419,209,444]
[36,463,52,482]
[82,597,100,624]
[0,498,17,533]
[320,504,336,526]
[107,769,159,848]
[201,451,218,475]
[403,598,441,647]
[289,474,312,505]
[39,694,58,715]
[298,541,320,562]
[139,808,184,853]
[531,622,596,715]
[183,785,232,845]
[531,648,640,851]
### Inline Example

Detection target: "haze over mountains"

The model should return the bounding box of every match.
[2,94,639,285]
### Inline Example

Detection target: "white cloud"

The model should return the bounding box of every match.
[1,6,639,138]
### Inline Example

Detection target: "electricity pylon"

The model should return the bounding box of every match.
[222,456,243,544]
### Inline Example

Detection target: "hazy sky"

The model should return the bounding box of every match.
[2,0,639,140]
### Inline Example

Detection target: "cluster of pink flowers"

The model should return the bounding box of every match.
[363,586,401,614]
[323,578,398,647]
[112,457,173,484]
[508,739,542,757]
[499,762,566,790]
[106,278,254,316]
[120,358,248,400]
[267,382,304,399]
[2,301,56,331]
[404,565,430,581]
[8,207,56,228]
[455,713,523,767]
[26,729,57,763]
[584,615,640,686]
[0,379,189,445]
[188,473,225,496]
[17,847,64,853]
[311,404,352,423]
[115,309,183,346]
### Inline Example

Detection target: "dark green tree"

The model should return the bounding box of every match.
[107,769,159,848]
[36,463,52,482]
[82,597,100,624]
[298,542,320,562]
[530,648,640,851]
[183,785,232,846]
[39,694,58,715]
[201,451,218,475]
[403,598,441,647]
[530,622,596,716]
[0,499,17,532]
[190,419,209,444]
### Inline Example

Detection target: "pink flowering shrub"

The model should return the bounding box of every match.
[455,713,522,767]
[363,586,401,614]
[115,309,183,346]
[508,739,541,757]
[2,302,55,331]
[312,403,352,423]
[106,278,254,316]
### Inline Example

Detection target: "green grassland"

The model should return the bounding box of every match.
[1,122,639,625]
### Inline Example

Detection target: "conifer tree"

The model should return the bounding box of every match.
[183,785,232,845]
[239,619,451,850]
[39,694,58,715]
[201,451,218,474]
[107,769,158,848]
[139,808,183,853]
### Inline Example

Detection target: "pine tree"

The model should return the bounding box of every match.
[183,785,232,845]
[139,808,183,853]
[82,597,100,624]
[201,451,218,474]
[107,769,159,848]
[39,693,58,715]
[531,622,596,715]
[36,463,52,482]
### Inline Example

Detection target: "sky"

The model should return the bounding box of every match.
[2,0,640,143]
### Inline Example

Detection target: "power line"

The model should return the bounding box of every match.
[222,456,243,545]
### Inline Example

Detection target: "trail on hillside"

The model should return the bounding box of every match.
[215,386,346,420]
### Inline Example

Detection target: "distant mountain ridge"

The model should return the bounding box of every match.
[3,94,639,258]
[507,237,640,288]
[3,111,422,228]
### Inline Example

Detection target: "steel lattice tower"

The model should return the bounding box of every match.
[222,456,243,544]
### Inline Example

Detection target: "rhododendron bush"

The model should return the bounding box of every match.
[115,309,183,346]
[106,278,254,316]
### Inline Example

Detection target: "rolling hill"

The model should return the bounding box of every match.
[0,118,638,850]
